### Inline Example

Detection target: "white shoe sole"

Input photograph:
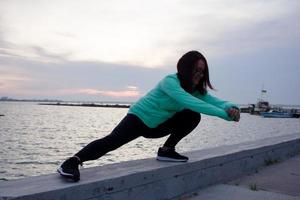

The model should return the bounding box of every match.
[57,166,74,178]
[156,156,188,162]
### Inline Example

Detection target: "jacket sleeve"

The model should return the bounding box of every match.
[196,92,239,110]
[159,76,233,121]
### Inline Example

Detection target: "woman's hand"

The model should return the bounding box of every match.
[226,107,240,122]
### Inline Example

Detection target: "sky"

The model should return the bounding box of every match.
[0,0,299,104]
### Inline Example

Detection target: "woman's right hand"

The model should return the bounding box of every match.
[226,107,240,122]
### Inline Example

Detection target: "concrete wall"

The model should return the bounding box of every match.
[1,133,300,200]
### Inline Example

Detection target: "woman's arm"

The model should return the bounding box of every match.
[196,92,240,121]
[160,76,233,121]
[195,92,239,110]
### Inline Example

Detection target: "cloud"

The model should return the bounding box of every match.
[78,89,140,98]
[0,71,32,81]
[30,46,72,62]
[0,52,167,100]
[0,68,34,94]
[62,86,141,98]
[1,0,299,68]
[126,85,139,90]
[0,42,70,63]
[162,0,300,60]
[0,0,299,104]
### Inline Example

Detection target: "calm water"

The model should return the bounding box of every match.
[0,102,300,181]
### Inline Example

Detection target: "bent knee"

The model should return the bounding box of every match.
[181,109,201,125]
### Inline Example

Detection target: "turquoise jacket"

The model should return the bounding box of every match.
[128,73,238,128]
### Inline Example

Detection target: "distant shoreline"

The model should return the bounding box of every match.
[39,102,131,108]
[0,99,133,105]
[1,99,300,109]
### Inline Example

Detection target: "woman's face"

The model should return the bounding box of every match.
[192,59,205,87]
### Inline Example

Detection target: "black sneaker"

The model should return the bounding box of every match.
[57,156,82,182]
[156,147,188,162]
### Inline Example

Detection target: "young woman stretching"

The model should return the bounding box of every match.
[57,50,240,182]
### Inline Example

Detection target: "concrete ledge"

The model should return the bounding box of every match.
[1,133,300,200]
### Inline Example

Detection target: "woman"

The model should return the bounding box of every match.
[57,51,240,182]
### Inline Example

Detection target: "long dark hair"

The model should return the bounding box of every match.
[177,51,214,94]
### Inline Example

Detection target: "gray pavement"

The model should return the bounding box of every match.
[178,154,300,200]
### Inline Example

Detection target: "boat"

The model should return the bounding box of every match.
[260,110,293,118]
[240,87,300,118]
[244,89,271,115]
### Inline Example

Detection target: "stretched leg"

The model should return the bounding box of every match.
[58,114,148,181]
[75,114,147,162]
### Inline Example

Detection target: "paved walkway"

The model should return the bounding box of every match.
[178,154,300,200]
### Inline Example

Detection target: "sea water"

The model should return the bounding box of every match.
[0,102,300,181]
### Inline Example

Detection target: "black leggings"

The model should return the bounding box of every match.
[75,109,201,162]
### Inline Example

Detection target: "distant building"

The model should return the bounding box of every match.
[0,97,9,100]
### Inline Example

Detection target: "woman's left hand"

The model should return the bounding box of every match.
[226,107,240,122]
